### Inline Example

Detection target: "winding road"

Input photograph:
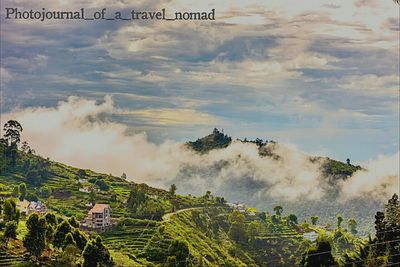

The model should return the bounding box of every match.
[162,207,203,222]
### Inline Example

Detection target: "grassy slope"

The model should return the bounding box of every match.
[0,141,366,266]
[1,145,270,266]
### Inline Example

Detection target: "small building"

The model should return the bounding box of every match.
[27,201,48,215]
[84,204,111,230]
[79,187,91,193]
[303,231,318,242]
[227,201,247,213]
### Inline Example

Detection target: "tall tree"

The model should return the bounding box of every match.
[3,120,23,146]
[18,183,27,201]
[82,236,113,267]
[54,220,72,248]
[3,198,20,223]
[311,216,319,226]
[228,211,247,243]
[288,214,298,225]
[336,215,343,228]
[247,221,261,243]
[347,218,358,235]
[24,213,47,260]
[3,120,23,166]
[273,205,283,216]
[167,239,190,267]
[300,236,337,267]
[3,221,18,245]
[169,184,177,195]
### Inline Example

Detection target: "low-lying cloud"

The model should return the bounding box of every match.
[2,96,398,203]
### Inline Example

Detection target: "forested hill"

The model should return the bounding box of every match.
[186,128,232,153]
[186,128,361,179]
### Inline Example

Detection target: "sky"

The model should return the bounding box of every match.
[0,0,399,163]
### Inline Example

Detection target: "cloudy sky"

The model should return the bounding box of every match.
[1,0,399,163]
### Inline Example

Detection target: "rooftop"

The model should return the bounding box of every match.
[88,204,110,214]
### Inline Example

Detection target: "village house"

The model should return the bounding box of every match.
[303,231,318,242]
[27,201,48,215]
[227,201,247,213]
[79,186,91,193]
[83,204,112,231]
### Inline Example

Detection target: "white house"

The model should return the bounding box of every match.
[84,204,111,229]
[303,231,318,242]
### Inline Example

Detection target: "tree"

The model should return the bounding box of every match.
[82,236,113,267]
[258,212,267,221]
[273,205,283,216]
[57,244,80,267]
[3,120,23,146]
[26,169,42,186]
[3,198,20,223]
[288,214,298,225]
[54,220,72,248]
[45,212,58,226]
[121,173,127,179]
[135,199,165,220]
[127,185,147,212]
[63,233,77,249]
[300,236,337,267]
[311,216,319,226]
[11,186,19,198]
[24,213,47,260]
[169,184,177,195]
[18,183,27,201]
[228,211,247,243]
[72,228,88,251]
[336,215,343,228]
[77,169,86,178]
[347,218,358,235]
[229,221,248,243]
[21,141,33,153]
[247,221,261,243]
[375,194,400,263]
[167,239,190,267]
[4,221,18,244]
[68,216,80,228]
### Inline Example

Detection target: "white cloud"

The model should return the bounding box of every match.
[3,95,397,202]
[338,74,399,96]
[340,153,399,201]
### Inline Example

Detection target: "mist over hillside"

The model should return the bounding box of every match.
[171,129,398,234]
[3,96,398,234]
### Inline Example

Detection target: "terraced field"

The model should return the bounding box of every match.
[258,223,303,240]
[101,223,158,256]
[250,222,309,266]
[0,251,24,267]
[0,242,26,267]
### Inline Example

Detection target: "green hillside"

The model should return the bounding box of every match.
[0,124,398,266]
